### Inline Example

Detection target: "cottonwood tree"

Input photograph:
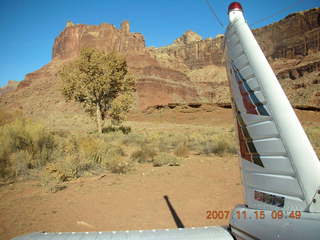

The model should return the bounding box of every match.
[59,48,135,133]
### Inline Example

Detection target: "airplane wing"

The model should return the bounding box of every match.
[11,226,234,240]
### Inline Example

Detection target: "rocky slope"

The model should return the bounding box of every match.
[0,80,19,96]
[1,8,319,117]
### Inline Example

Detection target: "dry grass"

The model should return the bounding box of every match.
[153,153,181,167]
[0,109,23,126]
[0,118,56,179]
[3,107,319,193]
[130,145,157,163]
[174,142,190,157]
[306,126,320,158]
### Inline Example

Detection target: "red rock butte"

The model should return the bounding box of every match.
[1,9,320,115]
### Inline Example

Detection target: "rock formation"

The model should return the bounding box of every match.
[52,21,145,60]
[174,30,202,45]
[1,8,319,117]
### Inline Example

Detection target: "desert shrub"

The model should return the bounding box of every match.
[102,125,131,134]
[50,129,70,138]
[53,132,129,175]
[4,119,55,166]
[77,135,107,164]
[58,134,79,155]
[103,145,125,164]
[199,137,237,156]
[89,144,132,174]
[168,134,186,149]
[40,170,66,193]
[103,131,125,143]
[44,155,80,182]
[106,156,134,174]
[152,153,181,167]
[174,142,190,157]
[157,137,172,152]
[188,128,237,156]
[0,119,56,179]
[130,145,157,163]
[0,147,10,178]
[53,134,110,174]
[9,150,32,177]
[32,131,56,167]
[121,133,145,146]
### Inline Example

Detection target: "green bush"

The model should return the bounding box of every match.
[153,153,181,167]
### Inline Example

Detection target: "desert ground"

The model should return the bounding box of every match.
[0,107,319,240]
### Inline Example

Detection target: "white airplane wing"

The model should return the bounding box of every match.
[11,227,233,240]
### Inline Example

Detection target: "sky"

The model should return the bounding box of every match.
[0,0,319,87]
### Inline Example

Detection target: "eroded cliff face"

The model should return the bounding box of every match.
[1,8,319,116]
[149,34,224,70]
[148,8,320,108]
[254,9,320,108]
[254,8,320,59]
[52,21,145,60]
[149,8,320,68]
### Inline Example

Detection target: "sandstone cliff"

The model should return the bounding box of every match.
[148,8,320,107]
[0,21,201,115]
[52,21,145,60]
[1,8,319,117]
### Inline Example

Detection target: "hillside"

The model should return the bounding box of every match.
[0,80,19,96]
[0,8,319,118]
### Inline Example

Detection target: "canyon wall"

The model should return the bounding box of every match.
[1,8,319,116]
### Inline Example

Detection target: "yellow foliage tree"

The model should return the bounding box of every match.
[59,48,135,133]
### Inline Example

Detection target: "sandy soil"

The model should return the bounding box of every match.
[0,155,242,240]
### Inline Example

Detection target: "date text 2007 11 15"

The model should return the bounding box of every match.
[206,210,301,220]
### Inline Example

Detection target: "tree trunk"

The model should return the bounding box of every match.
[96,103,102,134]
